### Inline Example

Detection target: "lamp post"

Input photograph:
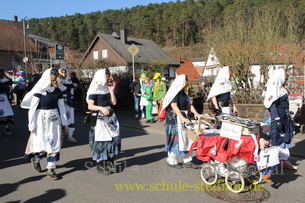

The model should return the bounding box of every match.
[22,17,29,79]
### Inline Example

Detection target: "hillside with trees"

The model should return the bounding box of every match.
[23,0,305,103]
[25,0,305,55]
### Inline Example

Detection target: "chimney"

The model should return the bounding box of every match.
[120,29,128,44]
[14,16,18,22]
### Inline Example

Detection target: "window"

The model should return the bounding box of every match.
[93,51,98,60]
[102,49,108,58]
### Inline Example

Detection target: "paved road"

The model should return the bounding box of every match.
[1,107,305,203]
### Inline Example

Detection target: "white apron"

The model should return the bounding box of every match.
[177,110,194,151]
[0,94,14,117]
[29,109,62,153]
[94,107,120,142]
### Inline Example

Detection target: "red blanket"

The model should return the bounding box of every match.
[189,134,259,163]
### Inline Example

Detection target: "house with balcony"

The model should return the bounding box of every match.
[0,16,74,75]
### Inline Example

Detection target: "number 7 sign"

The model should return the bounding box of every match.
[256,147,280,170]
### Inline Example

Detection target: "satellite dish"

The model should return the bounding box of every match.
[112,32,118,38]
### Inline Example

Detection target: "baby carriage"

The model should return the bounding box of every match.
[188,114,264,193]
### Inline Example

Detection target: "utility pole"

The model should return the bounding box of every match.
[22,17,29,79]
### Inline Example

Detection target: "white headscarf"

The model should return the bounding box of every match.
[207,66,232,101]
[21,68,53,109]
[161,74,186,111]
[262,67,275,98]
[86,69,109,103]
[263,68,287,108]
[58,67,73,91]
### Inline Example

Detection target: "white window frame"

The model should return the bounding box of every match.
[102,49,108,59]
[93,50,99,60]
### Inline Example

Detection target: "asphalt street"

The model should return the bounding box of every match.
[1,106,305,203]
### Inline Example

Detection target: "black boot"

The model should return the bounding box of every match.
[31,157,42,173]
[97,161,112,175]
[96,161,106,173]
[107,157,116,173]
[47,169,59,180]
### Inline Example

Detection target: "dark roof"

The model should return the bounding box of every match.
[0,19,36,52]
[0,19,24,51]
[28,34,64,47]
[98,33,179,66]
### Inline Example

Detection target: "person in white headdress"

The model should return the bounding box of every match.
[161,74,201,169]
[0,68,14,135]
[263,68,297,170]
[86,69,120,175]
[207,66,237,115]
[21,68,68,180]
[58,67,77,143]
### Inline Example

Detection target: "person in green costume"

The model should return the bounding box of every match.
[139,77,155,123]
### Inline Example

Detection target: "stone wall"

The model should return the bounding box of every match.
[201,103,265,121]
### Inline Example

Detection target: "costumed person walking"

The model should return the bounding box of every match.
[0,68,14,135]
[207,66,237,115]
[139,73,148,119]
[21,68,68,180]
[12,71,26,107]
[58,67,77,143]
[87,69,120,175]
[139,77,155,123]
[153,72,167,122]
[162,74,201,169]
[263,68,297,170]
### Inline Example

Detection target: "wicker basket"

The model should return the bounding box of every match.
[186,128,199,142]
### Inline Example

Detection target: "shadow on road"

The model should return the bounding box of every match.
[0,175,45,198]
[23,189,66,203]
[57,157,92,177]
[271,167,302,189]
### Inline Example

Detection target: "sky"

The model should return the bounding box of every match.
[1,0,176,21]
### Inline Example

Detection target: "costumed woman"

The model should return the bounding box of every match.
[153,72,167,122]
[263,68,297,170]
[161,74,201,169]
[21,68,68,180]
[0,68,14,135]
[86,69,120,175]
[207,66,237,115]
[58,67,77,143]
[139,77,155,123]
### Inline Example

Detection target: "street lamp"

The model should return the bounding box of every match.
[22,17,29,79]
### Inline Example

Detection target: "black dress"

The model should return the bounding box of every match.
[88,93,121,161]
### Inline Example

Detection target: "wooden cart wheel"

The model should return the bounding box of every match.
[200,163,218,185]
[225,171,245,193]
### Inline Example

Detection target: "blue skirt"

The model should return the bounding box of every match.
[89,127,121,161]
[164,124,188,157]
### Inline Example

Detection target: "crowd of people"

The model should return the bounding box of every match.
[131,72,167,123]
[0,66,298,181]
